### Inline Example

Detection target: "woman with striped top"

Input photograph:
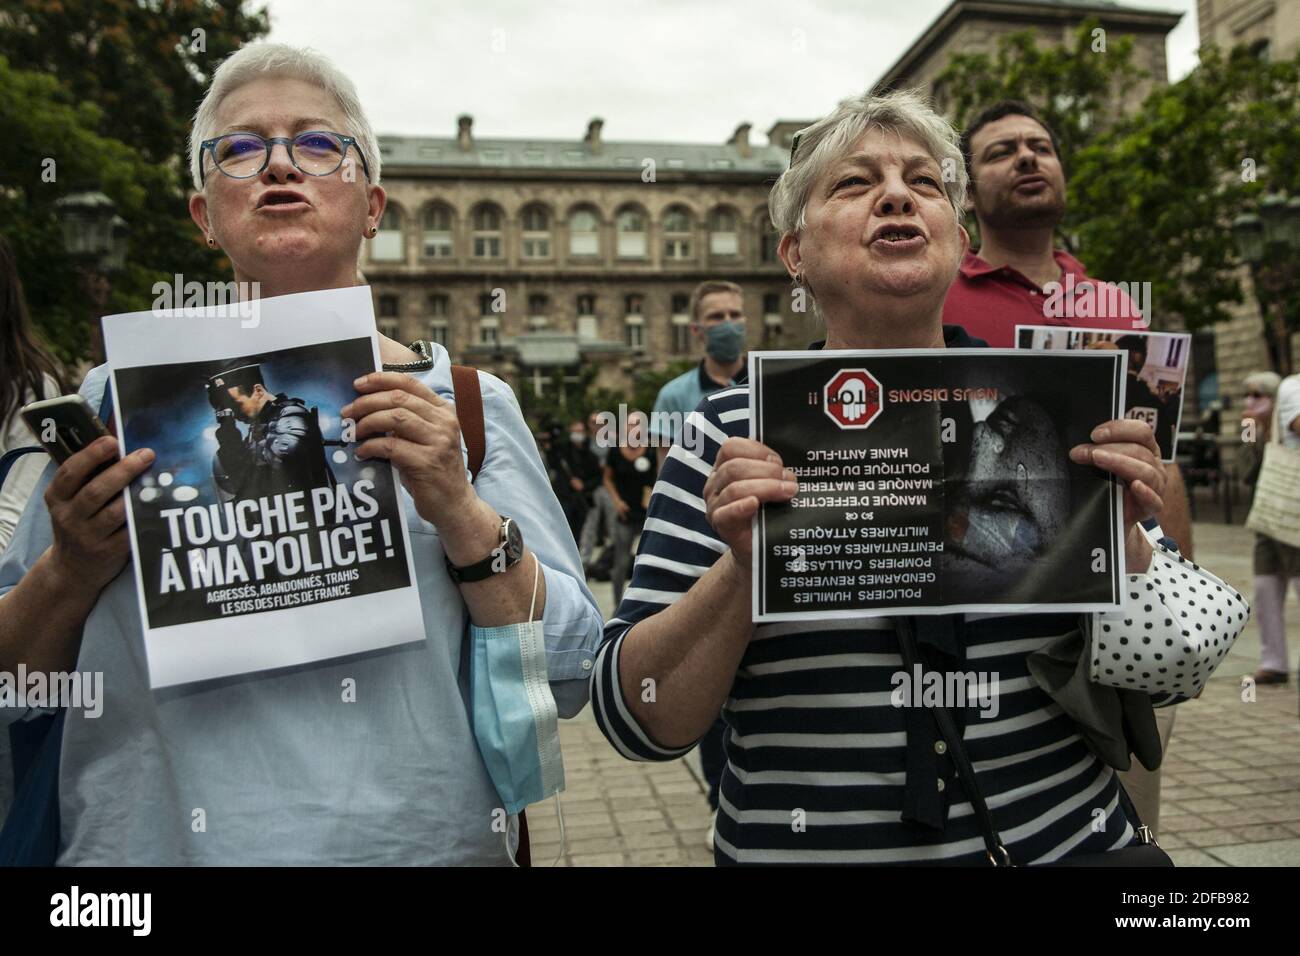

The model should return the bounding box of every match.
[589,89,1248,865]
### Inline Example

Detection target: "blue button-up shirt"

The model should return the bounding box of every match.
[650,361,739,447]
[0,345,603,865]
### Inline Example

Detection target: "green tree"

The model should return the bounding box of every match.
[0,1,269,365]
[0,56,174,365]
[937,18,1143,176]
[1069,45,1300,368]
[0,0,270,171]
[516,358,697,435]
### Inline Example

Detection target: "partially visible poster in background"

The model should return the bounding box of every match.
[1015,326,1191,462]
[749,349,1125,622]
[103,286,425,688]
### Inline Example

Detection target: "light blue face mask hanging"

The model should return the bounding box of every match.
[469,556,566,862]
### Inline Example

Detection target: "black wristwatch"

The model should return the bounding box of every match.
[446,516,524,584]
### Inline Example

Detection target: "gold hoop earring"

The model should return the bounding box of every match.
[207,235,216,247]
[367,226,378,238]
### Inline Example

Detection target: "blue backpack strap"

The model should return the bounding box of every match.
[0,436,60,864]
[0,381,114,866]
[0,446,44,488]
[98,379,114,427]
[0,710,66,865]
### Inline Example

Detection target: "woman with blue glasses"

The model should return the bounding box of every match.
[0,43,601,865]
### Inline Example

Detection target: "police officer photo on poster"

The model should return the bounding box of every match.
[1015,325,1191,463]
[749,349,1127,622]
[103,286,424,688]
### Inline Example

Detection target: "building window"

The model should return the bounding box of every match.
[528,293,549,330]
[479,292,501,317]
[709,207,739,256]
[421,204,453,258]
[479,316,500,347]
[521,205,551,259]
[758,213,779,263]
[764,292,783,344]
[376,293,399,338]
[372,207,403,261]
[471,204,503,259]
[671,292,692,353]
[616,207,647,258]
[663,206,692,260]
[428,294,449,348]
[625,294,644,349]
[577,293,598,341]
[626,317,644,350]
[569,208,600,257]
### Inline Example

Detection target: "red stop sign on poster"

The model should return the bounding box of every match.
[823,369,883,429]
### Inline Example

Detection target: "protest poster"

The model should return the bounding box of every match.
[749,349,1126,622]
[1015,325,1191,462]
[103,286,425,688]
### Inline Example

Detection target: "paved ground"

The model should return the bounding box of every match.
[528,520,1300,866]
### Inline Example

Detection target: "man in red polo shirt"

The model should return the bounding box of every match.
[945,100,1190,839]
[943,102,1144,343]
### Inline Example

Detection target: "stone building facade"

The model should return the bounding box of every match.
[362,118,807,399]
[1196,0,1300,405]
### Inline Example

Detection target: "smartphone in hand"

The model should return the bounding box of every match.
[20,395,111,464]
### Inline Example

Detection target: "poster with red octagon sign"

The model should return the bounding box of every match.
[748,348,1127,622]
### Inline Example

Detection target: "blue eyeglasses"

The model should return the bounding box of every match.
[199,130,372,184]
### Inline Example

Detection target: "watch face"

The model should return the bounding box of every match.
[504,517,524,561]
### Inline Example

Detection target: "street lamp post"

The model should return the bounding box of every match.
[54,191,129,368]
[1231,190,1300,377]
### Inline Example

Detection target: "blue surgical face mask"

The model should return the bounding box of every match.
[469,557,566,861]
[705,320,746,363]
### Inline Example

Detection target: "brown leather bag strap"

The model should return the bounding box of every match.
[450,364,486,482]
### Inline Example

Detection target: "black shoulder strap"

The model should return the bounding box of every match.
[896,619,1011,866]
[897,620,1153,867]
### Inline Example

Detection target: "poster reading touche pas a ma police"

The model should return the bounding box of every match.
[749,349,1127,622]
[103,286,424,689]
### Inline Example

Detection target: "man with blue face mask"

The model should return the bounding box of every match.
[651,280,749,474]
[648,279,748,847]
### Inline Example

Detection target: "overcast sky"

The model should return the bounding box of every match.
[262,0,1201,145]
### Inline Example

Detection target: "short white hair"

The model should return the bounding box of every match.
[769,89,966,236]
[188,43,381,191]
[1243,371,1281,396]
